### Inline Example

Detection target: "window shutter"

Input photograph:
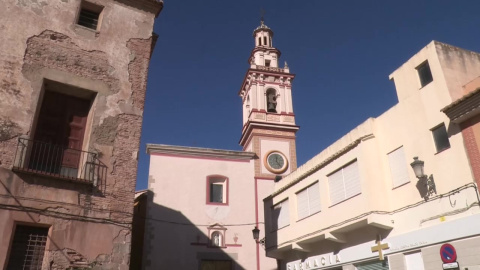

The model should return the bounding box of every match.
[273,200,289,230]
[388,147,410,188]
[278,200,290,228]
[356,260,389,270]
[329,160,361,205]
[271,204,281,231]
[328,169,345,205]
[308,182,321,214]
[343,161,361,199]
[296,189,309,220]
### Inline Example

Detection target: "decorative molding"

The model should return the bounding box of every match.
[147,144,255,161]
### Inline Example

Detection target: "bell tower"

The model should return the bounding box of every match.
[239,19,299,178]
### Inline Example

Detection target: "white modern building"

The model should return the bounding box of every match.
[263,41,480,270]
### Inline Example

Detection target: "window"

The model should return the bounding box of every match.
[206,176,228,205]
[417,61,433,87]
[264,36,267,46]
[272,199,289,230]
[12,81,106,184]
[265,59,271,67]
[296,182,321,220]
[77,1,104,31]
[432,123,450,153]
[405,252,425,270]
[258,37,261,46]
[6,225,49,270]
[266,88,277,113]
[328,160,361,205]
[388,147,410,188]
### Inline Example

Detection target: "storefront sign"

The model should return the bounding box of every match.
[287,255,341,270]
[442,262,459,269]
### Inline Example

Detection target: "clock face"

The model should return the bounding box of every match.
[268,153,284,169]
[265,151,288,174]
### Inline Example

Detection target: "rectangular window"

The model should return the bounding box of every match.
[210,183,223,203]
[328,160,361,205]
[432,123,450,153]
[405,252,425,270]
[388,146,410,188]
[272,199,289,230]
[265,60,271,67]
[11,81,106,185]
[417,61,433,87]
[6,225,49,270]
[30,89,92,176]
[207,176,228,205]
[77,1,104,31]
[297,182,321,220]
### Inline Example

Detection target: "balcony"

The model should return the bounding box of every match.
[12,138,107,186]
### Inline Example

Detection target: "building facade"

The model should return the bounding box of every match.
[263,41,480,270]
[0,0,162,268]
[143,20,295,270]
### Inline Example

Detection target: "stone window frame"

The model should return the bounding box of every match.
[206,175,229,205]
[75,0,105,32]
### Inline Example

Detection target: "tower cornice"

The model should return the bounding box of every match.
[247,47,282,64]
[239,121,299,147]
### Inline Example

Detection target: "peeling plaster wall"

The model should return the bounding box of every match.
[0,0,159,269]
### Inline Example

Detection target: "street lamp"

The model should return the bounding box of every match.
[410,156,437,201]
[252,226,260,243]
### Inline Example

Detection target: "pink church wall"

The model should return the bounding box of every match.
[144,148,277,270]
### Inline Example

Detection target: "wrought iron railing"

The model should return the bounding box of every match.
[13,138,107,186]
[256,65,285,73]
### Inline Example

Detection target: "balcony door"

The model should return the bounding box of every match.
[31,90,90,175]
[200,260,232,270]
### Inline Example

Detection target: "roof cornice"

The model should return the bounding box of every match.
[441,87,480,123]
[146,144,256,160]
[113,0,164,17]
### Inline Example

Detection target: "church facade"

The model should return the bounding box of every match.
[263,41,480,270]
[143,21,295,270]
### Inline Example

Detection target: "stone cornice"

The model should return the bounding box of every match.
[113,0,164,17]
[146,144,256,160]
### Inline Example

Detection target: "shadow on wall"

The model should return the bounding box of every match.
[132,190,246,270]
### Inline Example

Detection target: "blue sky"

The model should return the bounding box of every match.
[136,1,480,190]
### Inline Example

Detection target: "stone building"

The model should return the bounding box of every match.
[0,0,162,269]
[263,41,480,270]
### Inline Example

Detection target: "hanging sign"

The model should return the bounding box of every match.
[439,243,457,263]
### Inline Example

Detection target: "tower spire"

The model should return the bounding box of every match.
[260,8,265,25]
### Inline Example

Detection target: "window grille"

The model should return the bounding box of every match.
[6,225,49,270]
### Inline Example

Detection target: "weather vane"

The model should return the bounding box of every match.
[260,8,265,23]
